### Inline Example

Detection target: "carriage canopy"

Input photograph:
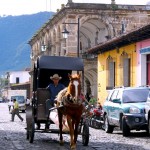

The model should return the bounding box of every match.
[33,56,84,90]
[36,55,84,71]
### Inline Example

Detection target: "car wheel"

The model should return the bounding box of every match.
[148,118,150,136]
[104,115,114,133]
[122,117,130,137]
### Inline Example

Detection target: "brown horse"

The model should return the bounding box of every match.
[56,73,84,149]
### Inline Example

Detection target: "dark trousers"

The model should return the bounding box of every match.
[11,109,23,121]
[9,106,14,111]
[45,99,54,117]
[36,99,53,129]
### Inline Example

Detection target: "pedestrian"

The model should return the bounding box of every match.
[85,92,90,102]
[8,99,14,112]
[26,97,30,106]
[11,99,23,122]
[89,95,97,107]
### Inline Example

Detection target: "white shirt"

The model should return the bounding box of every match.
[8,101,14,106]
[26,98,30,105]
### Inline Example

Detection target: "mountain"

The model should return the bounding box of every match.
[0,12,54,75]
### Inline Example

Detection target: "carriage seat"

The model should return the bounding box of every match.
[36,88,51,120]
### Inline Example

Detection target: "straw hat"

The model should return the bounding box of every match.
[50,74,62,80]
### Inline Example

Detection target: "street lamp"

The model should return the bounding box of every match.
[62,18,80,57]
[41,44,47,52]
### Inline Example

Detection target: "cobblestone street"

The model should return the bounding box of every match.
[0,103,150,150]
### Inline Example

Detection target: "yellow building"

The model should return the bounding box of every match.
[88,23,150,104]
[97,44,137,104]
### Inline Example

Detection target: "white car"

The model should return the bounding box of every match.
[145,93,150,135]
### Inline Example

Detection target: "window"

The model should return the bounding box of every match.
[106,56,115,90]
[123,58,130,87]
[122,89,149,103]
[120,52,130,87]
[110,90,119,101]
[16,77,19,84]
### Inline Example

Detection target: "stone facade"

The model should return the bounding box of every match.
[28,1,150,98]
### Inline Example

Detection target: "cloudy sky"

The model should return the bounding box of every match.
[0,0,149,16]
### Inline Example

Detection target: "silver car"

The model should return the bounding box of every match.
[145,93,150,135]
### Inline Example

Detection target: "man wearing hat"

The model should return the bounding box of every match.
[46,74,65,106]
[37,74,65,130]
[45,74,65,115]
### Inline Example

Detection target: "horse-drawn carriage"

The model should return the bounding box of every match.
[26,55,90,148]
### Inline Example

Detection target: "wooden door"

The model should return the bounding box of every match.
[147,54,150,85]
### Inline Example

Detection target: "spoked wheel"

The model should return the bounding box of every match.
[26,106,32,141]
[82,123,89,146]
[29,119,35,143]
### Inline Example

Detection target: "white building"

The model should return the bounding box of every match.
[9,71,30,84]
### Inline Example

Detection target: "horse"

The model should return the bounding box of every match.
[56,73,84,149]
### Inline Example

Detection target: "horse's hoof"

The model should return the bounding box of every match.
[59,140,64,146]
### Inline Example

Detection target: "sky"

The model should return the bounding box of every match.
[0,0,150,16]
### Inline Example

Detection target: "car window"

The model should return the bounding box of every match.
[147,92,150,102]
[116,90,122,99]
[122,89,149,103]
[106,90,113,101]
[110,90,119,101]
[11,96,25,103]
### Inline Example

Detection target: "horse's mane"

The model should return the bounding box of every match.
[56,73,82,106]
[56,87,67,104]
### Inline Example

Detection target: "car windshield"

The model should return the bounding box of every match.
[122,89,149,103]
[11,96,25,103]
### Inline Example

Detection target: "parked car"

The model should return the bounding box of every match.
[145,91,150,135]
[103,86,149,137]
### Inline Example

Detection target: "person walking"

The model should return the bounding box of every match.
[26,97,30,106]
[11,99,23,122]
[8,99,14,112]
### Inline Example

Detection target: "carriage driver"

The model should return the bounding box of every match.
[45,74,65,114]
[46,74,65,126]
[36,74,65,130]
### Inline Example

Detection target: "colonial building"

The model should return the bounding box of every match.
[88,23,150,104]
[5,70,31,99]
[9,71,30,84]
[28,0,150,98]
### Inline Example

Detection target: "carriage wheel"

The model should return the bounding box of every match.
[26,130,29,140]
[82,123,89,146]
[29,119,35,143]
[26,105,33,140]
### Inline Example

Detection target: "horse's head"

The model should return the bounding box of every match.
[67,73,81,103]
